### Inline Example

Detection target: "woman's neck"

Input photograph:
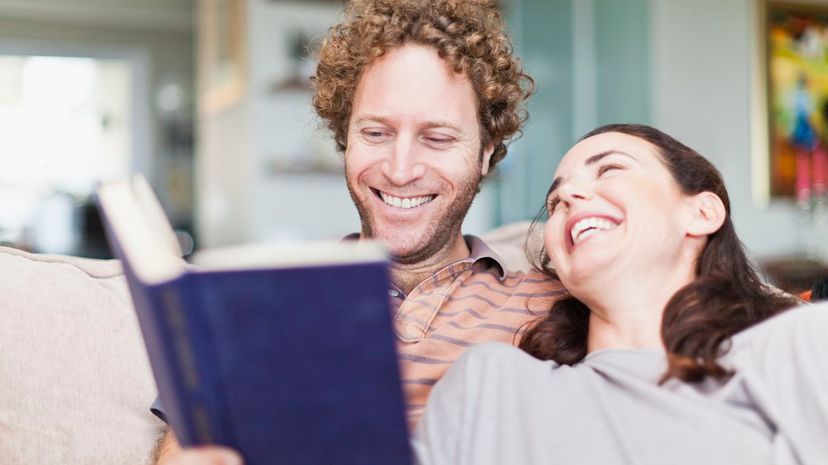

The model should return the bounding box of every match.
[582,262,696,353]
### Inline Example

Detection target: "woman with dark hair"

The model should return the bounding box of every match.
[413,124,828,465]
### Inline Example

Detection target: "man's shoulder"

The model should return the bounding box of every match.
[460,234,563,301]
[475,221,543,274]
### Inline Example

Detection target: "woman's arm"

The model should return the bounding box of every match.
[411,342,551,465]
[411,346,474,465]
[729,303,828,462]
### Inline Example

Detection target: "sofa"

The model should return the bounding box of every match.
[0,246,164,465]
[0,222,539,464]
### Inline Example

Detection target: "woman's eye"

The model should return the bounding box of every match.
[547,197,560,214]
[597,163,624,176]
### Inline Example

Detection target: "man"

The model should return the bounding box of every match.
[155,0,561,462]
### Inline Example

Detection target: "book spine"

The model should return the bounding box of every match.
[156,282,217,445]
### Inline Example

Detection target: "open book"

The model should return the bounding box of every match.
[97,176,411,465]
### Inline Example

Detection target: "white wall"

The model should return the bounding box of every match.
[649,0,805,259]
[246,1,358,242]
[197,102,253,246]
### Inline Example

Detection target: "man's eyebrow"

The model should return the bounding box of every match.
[352,114,391,126]
[351,115,462,133]
[354,114,462,132]
[421,121,463,133]
[547,150,637,197]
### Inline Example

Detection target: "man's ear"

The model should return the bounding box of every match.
[480,143,495,177]
[686,191,726,237]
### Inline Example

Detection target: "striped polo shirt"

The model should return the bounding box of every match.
[149,235,563,431]
[390,235,564,427]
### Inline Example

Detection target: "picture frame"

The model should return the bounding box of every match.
[764,2,828,201]
[198,0,247,115]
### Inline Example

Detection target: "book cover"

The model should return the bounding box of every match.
[97,176,411,465]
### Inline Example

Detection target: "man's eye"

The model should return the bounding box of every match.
[363,130,385,138]
[423,135,454,147]
[597,163,623,176]
[361,129,390,142]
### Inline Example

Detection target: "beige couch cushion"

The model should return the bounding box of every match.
[480,220,543,273]
[0,246,164,465]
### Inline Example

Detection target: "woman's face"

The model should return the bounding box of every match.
[544,132,692,290]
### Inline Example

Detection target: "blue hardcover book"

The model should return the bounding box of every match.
[97,176,411,465]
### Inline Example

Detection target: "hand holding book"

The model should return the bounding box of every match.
[158,446,242,465]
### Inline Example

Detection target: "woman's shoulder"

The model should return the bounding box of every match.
[728,302,828,365]
[459,342,555,369]
[458,343,666,373]
[735,302,828,342]
[425,342,560,416]
[445,342,564,386]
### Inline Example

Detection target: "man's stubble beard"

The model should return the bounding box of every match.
[345,172,482,266]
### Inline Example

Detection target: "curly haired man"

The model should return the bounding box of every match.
[154,1,561,463]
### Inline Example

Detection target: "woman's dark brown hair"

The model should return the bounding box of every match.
[519,123,800,383]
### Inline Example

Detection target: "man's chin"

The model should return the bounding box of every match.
[383,238,428,260]
[373,231,440,264]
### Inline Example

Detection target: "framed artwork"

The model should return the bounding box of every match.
[198,0,247,115]
[766,2,828,201]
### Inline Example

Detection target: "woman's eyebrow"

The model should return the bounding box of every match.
[547,150,637,197]
[584,150,637,165]
[547,177,562,197]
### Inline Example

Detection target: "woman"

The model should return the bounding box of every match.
[412,124,828,465]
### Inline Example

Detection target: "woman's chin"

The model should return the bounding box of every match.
[560,258,615,290]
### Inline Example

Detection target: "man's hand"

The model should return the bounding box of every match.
[155,428,243,465]
[158,446,243,465]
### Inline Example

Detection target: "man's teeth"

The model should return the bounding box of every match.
[570,217,618,244]
[380,192,435,209]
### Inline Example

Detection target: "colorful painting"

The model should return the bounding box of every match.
[767,2,828,200]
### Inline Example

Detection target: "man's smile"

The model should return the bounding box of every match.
[371,188,437,210]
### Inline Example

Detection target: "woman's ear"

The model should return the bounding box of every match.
[686,191,726,237]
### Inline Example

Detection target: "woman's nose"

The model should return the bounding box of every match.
[557,178,593,204]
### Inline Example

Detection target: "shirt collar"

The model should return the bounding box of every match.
[342,233,506,280]
[463,234,506,279]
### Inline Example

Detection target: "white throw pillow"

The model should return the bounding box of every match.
[0,246,164,465]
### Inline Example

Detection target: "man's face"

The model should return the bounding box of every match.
[345,43,493,264]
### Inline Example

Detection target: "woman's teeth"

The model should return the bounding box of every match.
[571,217,618,244]
[380,192,435,209]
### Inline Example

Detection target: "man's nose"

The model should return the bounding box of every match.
[381,136,426,186]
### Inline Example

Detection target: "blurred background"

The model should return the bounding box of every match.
[0,0,826,292]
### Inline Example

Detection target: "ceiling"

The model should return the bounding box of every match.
[0,0,194,32]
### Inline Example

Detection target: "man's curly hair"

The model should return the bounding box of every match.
[312,0,534,171]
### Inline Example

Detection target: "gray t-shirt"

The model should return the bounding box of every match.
[412,303,828,465]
